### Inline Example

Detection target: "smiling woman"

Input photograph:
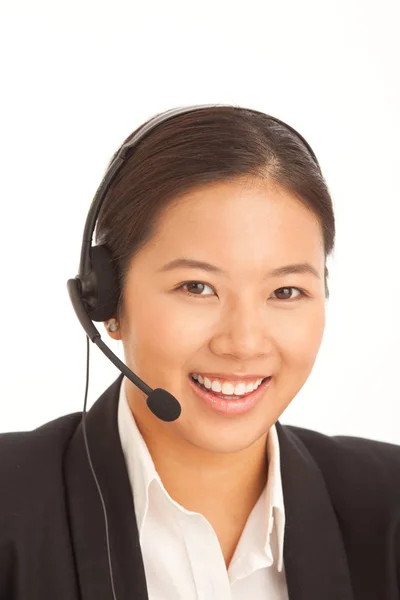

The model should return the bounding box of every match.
[1,105,399,600]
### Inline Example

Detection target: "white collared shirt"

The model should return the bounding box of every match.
[118,378,289,599]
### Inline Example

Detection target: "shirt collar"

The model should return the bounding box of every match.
[118,377,285,572]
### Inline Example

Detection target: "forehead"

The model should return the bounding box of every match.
[147,178,324,272]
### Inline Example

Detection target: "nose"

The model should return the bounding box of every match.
[209,300,272,361]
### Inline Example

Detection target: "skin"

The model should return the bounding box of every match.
[106,176,326,566]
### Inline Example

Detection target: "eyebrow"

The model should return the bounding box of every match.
[158,258,321,279]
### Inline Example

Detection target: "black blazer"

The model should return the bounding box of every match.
[1,374,399,600]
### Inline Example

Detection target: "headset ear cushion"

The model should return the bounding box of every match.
[88,244,120,322]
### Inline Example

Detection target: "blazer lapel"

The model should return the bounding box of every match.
[63,374,354,600]
[276,421,354,600]
[64,374,149,600]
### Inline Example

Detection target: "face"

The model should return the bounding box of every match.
[108,178,326,455]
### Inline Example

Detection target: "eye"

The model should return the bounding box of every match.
[179,281,216,297]
[177,282,307,301]
[271,287,307,301]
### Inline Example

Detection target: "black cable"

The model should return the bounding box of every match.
[81,335,118,600]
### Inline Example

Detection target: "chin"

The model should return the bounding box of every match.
[180,421,270,455]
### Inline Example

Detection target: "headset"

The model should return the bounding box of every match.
[66,103,319,599]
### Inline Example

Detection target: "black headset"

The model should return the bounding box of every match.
[66,103,319,599]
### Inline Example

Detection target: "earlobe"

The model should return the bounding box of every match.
[104,318,121,339]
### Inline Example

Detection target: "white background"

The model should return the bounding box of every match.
[0,0,399,443]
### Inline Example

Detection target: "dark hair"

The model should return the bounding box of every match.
[96,106,335,317]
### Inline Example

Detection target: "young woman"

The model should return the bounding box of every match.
[1,105,399,600]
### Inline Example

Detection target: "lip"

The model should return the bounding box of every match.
[188,374,272,416]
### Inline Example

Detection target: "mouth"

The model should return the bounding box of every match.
[188,373,273,416]
[189,373,270,400]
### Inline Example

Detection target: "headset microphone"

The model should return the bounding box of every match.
[67,277,182,422]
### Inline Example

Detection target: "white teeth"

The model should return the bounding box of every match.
[204,377,212,389]
[211,380,222,392]
[221,382,235,395]
[192,374,265,396]
[245,380,261,393]
[235,382,247,395]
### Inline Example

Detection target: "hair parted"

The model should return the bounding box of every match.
[95,106,335,316]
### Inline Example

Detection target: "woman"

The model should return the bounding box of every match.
[1,105,399,600]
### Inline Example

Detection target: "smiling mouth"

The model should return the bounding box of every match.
[189,374,270,400]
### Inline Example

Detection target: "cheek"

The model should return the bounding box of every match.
[276,305,325,370]
[122,292,212,366]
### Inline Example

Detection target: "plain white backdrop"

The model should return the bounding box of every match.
[0,0,399,442]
